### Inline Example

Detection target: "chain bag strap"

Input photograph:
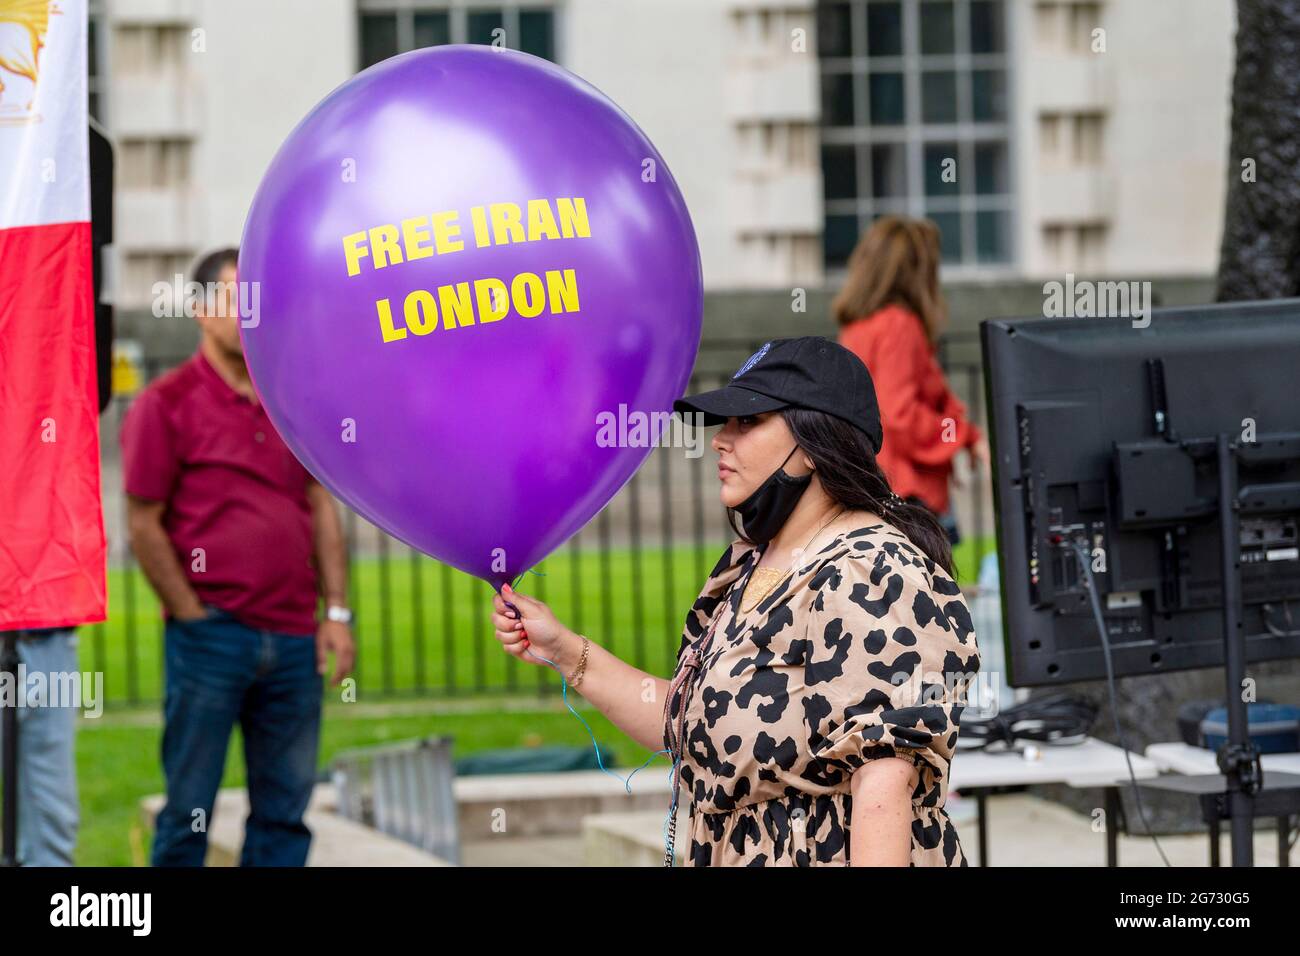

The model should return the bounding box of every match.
[662,558,759,867]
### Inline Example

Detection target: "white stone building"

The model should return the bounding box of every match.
[89,0,1237,310]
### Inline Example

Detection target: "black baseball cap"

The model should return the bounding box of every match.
[673,336,884,453]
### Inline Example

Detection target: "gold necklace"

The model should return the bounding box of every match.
[740,506,846,613]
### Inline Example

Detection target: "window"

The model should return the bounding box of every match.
[744,121,817,171]
[112,24,187,75]
[1038,110,1104,169]
[358,2,556,69]
[817,0,1014,269]
[1071,112,1104,164]
[1042,222,1106,273]
[360,13,400,66]
[1034,1,1101,55]
[120,139,193,190]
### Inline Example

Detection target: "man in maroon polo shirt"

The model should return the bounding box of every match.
[122,247,355,867]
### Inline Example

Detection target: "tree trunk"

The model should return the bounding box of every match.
[1216,0,1300,300]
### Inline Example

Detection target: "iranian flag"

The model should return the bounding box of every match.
[0,0,106,629]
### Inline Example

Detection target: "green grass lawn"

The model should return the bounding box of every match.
[74,699,664,867]
[82,536,992,707]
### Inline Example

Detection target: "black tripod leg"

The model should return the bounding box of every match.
[1103,786,1121,867]
[1,631,19,867]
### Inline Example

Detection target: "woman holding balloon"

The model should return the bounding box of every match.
[236,46,978,868]
[491,337,981,867]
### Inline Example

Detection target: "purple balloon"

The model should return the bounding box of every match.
[239,46,702,590]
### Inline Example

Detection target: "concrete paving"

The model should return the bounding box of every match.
[140,779,1298,867]
[577,791,1298,867]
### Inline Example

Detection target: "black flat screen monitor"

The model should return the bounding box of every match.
[981,300,1300,687]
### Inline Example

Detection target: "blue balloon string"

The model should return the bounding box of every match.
[524,646,671,790]
[509,567,546,588]
[500,574,683,865]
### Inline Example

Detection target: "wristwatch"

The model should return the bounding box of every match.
[326,604,353,624]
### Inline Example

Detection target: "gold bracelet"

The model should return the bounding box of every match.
[567,635,591,689]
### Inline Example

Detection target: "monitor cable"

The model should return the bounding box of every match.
[1070,537,1174,866]
[957,693,1096,752]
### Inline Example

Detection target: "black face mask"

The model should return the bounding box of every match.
[735,446,812,546]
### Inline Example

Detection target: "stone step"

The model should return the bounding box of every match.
[453,767,675,840]
[139,785,451,866]
[140,767,674,865]
[583,792,1300,867]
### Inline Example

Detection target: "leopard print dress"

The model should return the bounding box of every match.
[663,519,981,866]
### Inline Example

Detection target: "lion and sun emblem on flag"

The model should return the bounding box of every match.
[0,0,59,123]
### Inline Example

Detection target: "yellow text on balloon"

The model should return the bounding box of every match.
[340,196,592,345]
[374,270,580,343]
[341,197,590,277]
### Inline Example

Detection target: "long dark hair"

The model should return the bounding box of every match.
[726,407,955,578]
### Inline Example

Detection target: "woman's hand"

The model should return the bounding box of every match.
[491,582,574,669]
[952,435,987,489]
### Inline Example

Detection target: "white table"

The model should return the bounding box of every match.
[1144,742,1300,866]
[950,737,1161,866]
[1146,741,1300,777]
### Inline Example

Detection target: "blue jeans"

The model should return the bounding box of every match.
[150,607,322,867]
[0,628,80,866]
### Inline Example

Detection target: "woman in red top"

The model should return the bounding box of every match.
[833,216,988,545]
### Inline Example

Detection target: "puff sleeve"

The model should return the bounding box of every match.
[804,546,981,806]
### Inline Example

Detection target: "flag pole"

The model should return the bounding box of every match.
[0,631,19,866]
